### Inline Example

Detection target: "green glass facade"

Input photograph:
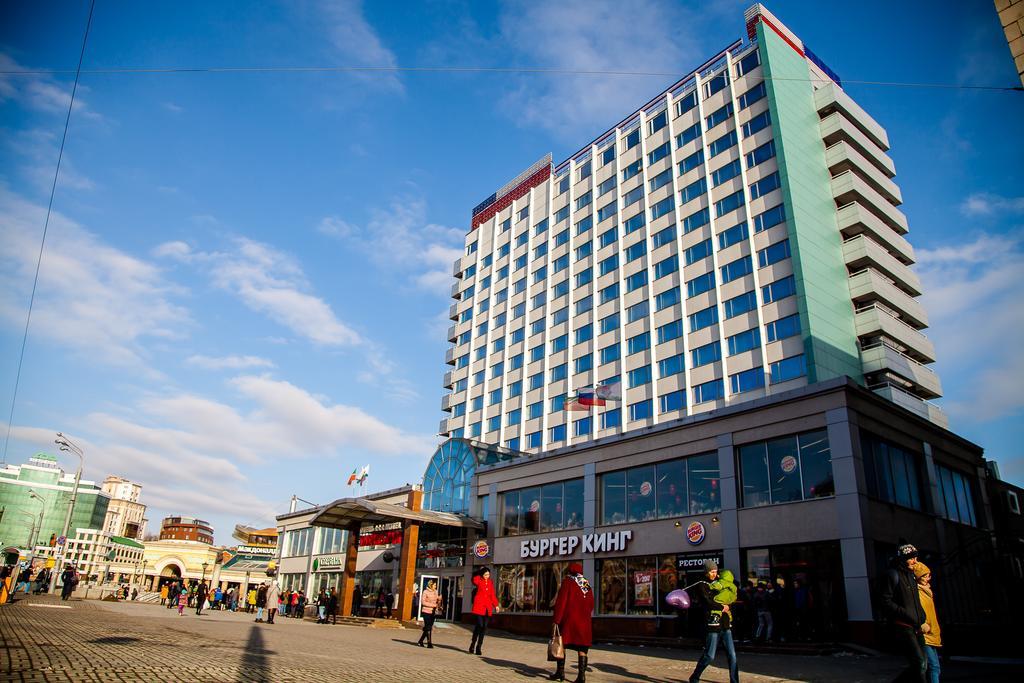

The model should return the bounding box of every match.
[0,454,110,549]
[757,22,863,384]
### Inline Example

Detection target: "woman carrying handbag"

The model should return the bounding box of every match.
[549,562,594,682]
[418,579,442,648]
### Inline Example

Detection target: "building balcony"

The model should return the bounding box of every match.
[870,382,948,429]
[819,111,896,178]
[814,82,890,151]
[861,342,942,399]
[441,393,454,411]
[438,418,450,436]
[855,304,935,363]
[848,268,928,327]
[444,347,457,365]
[826,141,902,205]
[842,234,921,295]
[453,257,463,278]
[442,370,454,389]
[449,302,459,321]
[451,282,461,299]
[831,172,908,235]
[836,202,914,263]
[447,324,457,343]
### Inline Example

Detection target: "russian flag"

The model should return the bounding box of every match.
[578,388,606,407]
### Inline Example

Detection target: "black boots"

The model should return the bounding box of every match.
[469,634,477,653]
[548,659,565,680]
[427,632,434,649]
[573,653,588,683]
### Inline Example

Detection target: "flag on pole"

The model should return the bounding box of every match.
[357,464,370,486]
[346,469,358,485]
[596,381,622,401]
[564,398,591,411]
[577,387,606,407]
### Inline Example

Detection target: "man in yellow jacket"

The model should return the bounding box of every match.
[913,562,941,683]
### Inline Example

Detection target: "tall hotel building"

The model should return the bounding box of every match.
[424,5,1005,646]
[442,5,942,449]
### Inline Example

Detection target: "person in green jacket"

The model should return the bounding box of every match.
[688,560,739,683]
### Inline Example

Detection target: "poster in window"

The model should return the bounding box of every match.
[523,576,536,607]
[633,569,654,607]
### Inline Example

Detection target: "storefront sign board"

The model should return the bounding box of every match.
[519,530,633,559]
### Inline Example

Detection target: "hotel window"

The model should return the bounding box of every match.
[718,221,749,250]
[711,159,742,187]
[625,270,648,292]
[574,416,592,437]
[528,401,543,419]
[600,343,620,364]
[742,110,772,138]
[576,295,593,315]
[652,224,677,250]
[685,238,713,266]
[754,204,786,233]
[678,149,704,175]
[738,80,766,110]
[500,480,584,538]
[623,185,644,208]
[598,175,617,197]
[575,242,592,261]
[578,160,592,182]
[749,171,781,200]
[765,313,800,342]
[575,323,593,344]
[736,49,760,77]
[705,102,734,130]
[649,168,672,193]
[761,275,796,304]
[676,88,698,116]
[576,214,593,236]
[715,190,745,218]
[575,354,593,374]
[600,312,620,334]
[730,367,765,394]
[647,141,671,165]
[554,205,569,224]
[622,159,642,181]
[682,207,710,234]
[502,217,513,232]
[720,255,753,283]
[629,399,653,422]
[550,363,568,382]
[691,341,721,368]
[676,121,702,148]
[576,191,592,211]
[550,423,567,443]
[709,130,738,158]
[625,241,646,263]
[758,239,791,268]
[576,268,593,288]
[511,327,525,344]
[679,177,707,205]
[692,378,724,404]
[553,254,569,274]
[624,128,640,150]
[553,279,569,300]
[489,388,502,405]
[861,431,923,510]
[769,354,806,383]
[599,254,619,276]
[601,144,616,166]
[487,416,501,433]
[745,139,776,169]
[659,389,685,413]
[686,271,715,298]
[624,212,646,234]
[658,353,685,378]
[599,227,618,248]
[648,109,668,134]
[656,319,683,344]
[727,327,761,356]
[597,200,617,223]
[656,286,681,311]
[627,366,652,388]
[506,408,521,426]
[551,334,568,353]
[739,430,833,507]
[531,318,545,335]
[703,71,728,98]
[600,409,621,429]
[650,196,675,221]
[526,431,542,448]
[534,218,548,235]
[599,282,619,304]
[554,228,569,247]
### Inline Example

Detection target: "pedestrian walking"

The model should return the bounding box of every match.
[255,582,268,622]
[328,587,339,625]
[160,583,169,605]
[688,560,740,683]
[316,589,328,623]
[195,581,207,615]
[418,579,442,648]
[913,562,942,683]
[879,543,928,683]
[753,581,773,643]
[374,588,386,618]
[352,584,363,616]
[60,565,77,601]
[248,587,257,613]
[548,562,594,682]
[385,589,394,619]
[214,586,223,610]
[468,567,500,655]
[266,580,280,624]
[177,585,188,616]
[131,587,138,601]
[16,566,33,595]
[33,567,50,595]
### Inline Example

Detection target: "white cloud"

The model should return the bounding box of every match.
[960,192,1024,218]
[497,0,706,139]
[318,196,463,299]
[185,354,276,370]
[6,128,95,193]
[156,236,363,347]
[319,0,403,93]
[0,53,102,121]
[0,187,190,369]
[918,231,1024,421]
[161,102,183,113]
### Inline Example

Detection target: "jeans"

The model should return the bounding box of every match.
[17,581,31,594]
[755,610,773,641]
[690,629,739,683]
[256,606,264,620]
[318,605,327,621]
[924,645,940,683]
[891,626,926,683]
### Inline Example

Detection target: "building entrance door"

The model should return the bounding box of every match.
[438,575,462,622]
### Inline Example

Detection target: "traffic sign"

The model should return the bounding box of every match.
[56,536,67,546]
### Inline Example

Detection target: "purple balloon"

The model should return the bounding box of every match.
[666,589,690,609]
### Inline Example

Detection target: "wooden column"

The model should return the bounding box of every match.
[339,521,361,616]
[396,489,423,622]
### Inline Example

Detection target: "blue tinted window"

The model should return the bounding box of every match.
[624,128,640,150]
[599,254,619,276]
[627,332,650,355]
[745,139,776,168]
[652,224,677,249]
[554,229,570,246]
[676,122,701,148]
[625,270,648,292]
[600,409,621,429]
[712,159,742,187]
[601,145,616,166]
[682,207,710,233]
[762,275,796,304]
[600,282,619,304]
[624,212,646,234]
[575,295,593,315]
[600,343,620,363]
[686,271,715,298]
[552,306,569,325]
[730,367,765,394]
[628,365,652,388]
[657,319,684,344]
[721,255,753,283]
[656,286,681,311]
[576,191,592,211]
[678,149,704,175]
[648,109,668,134]
[575,242,592,261]
[623,185,644,208]
[770,354,807,383]
[691,342,722,367]
[651,195,675,220]
[738,80,766,109]
[625,241,646,263]
[575,354,593,374]
[627,300,649,323]
[551,363,568,382]
[706,102,734,130]
[709,130,738,157]
[575,267,593,288]
[724,291,757,318]
[551,334,568,353]
[693,379,725,404]
[727,327,761,355]
[676,89,698,115]
[599,227,618,248]
[629,399,653,421]
[554,205,569,224]
[553,254,569,273]
[649,168,673,192]
[600,312,620,334]
[573,416,592,437]
[489,388,502,405]
[754,204,786,232]
[597,201,617,223]
[553,279,569,300]
[737,50,761,77]
[576,214,593,235]
[598,175,617,196]
[718,222,749,250]
[528,372,543,390]
[654,254,679,279]
[742,110,771,138]
[658,353,685,377]
[659,390,685,413]
[749,171,781,200]
[758,239,791,268]
[688,305,718,332]
[622,159,642,181]
[527,431,542,448]
[685,238,713,266]
[703,71,728,97]
[550,423,566,442]
[528,401,543,419]
[715,189,745,218]
[679,177,707,204]
[648,142,671,165]
[507,409,521,426]
[575,324,593,344]
[765,313,800,342]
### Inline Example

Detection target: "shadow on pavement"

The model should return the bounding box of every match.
[390,637,470,654]
[591,661,666,682]
[238,625,273,683]
[480,655,551,678]
[87,636,140,645]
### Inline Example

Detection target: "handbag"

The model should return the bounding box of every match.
[547,624,565,662]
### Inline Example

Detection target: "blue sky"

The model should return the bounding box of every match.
[1,1,1021,544]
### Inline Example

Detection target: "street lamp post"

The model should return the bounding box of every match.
[201,562,209,584]
[48,432,84,595]
[28,490,46,551]
[16,511,37,549]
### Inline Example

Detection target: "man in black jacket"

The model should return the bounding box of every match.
[879,543,927,683]
[688,560,739,683]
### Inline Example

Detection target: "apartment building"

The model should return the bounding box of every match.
[441,3,942,452]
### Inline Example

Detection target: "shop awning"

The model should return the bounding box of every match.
[310,497,484,531]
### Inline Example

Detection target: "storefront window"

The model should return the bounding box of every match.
[688,452,721,513]
[739,430,833,508]
[497,561,569,613]
[563,479,584,529]
[627,465,657,522]
[598,558,627,614]
[602,453,721,525]
[627,555,658,615]
[500,479,585,535]
[602,471,627,525]
[861,431,923,511]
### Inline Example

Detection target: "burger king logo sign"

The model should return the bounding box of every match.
[686,521,706,546]
[473,540,491,559]
[780,455,798,474]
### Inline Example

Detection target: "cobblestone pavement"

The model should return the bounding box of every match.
[0,594,1013,682]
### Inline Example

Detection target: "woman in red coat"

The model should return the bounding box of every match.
[550,562,594,682]
[469,567,500,655]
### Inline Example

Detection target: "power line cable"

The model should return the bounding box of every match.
[1,0,97,467]
[0,63,1020,91]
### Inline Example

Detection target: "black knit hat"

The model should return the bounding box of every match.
[896,543,918,560]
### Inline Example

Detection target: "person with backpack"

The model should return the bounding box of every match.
[688,560,739,683]
[879,543,927,683]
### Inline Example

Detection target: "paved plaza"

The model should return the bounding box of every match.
[0,594,1016,682]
